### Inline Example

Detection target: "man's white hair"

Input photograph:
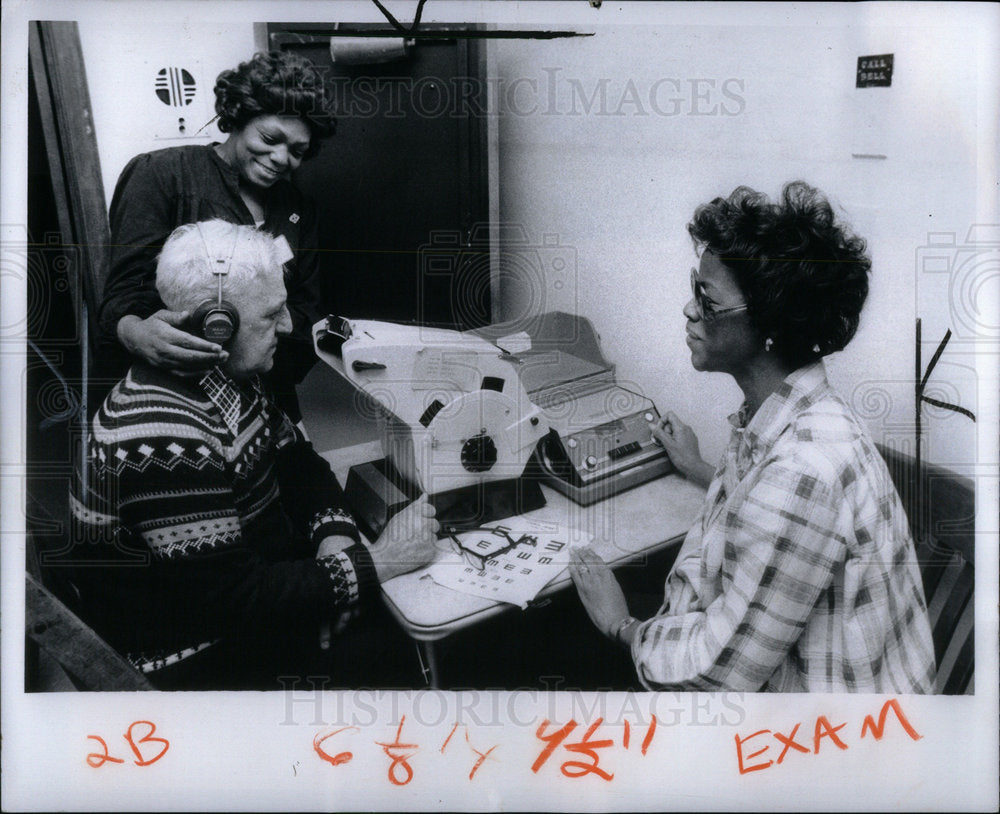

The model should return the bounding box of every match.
[156,219,283,312]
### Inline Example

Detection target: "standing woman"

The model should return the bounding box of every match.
[569,181,936,693]
[95,51,335,421]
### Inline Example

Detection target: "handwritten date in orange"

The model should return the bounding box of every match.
[314,715,657,786]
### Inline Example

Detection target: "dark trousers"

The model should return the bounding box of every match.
[149,602,422,691]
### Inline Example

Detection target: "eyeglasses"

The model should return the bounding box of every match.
[690,268,748,322]
[448,526,539,572]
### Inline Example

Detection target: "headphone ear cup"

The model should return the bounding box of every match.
[190,300,240,345]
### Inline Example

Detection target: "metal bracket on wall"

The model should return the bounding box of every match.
[370,0,428,34]
[914,317,977,524]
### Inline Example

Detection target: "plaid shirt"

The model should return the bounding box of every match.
[633,363,936,692]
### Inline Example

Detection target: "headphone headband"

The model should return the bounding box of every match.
[190,222,242,345]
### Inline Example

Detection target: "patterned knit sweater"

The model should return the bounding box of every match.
[70,363,378,672]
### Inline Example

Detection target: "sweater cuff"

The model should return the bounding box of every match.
[316,543,379,605]
[311,507,360,545]
[343,542,380,602]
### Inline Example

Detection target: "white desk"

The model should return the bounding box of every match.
[321,441,706,687]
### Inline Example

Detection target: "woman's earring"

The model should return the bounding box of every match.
[812,343,821,354]
[764,337,773,353]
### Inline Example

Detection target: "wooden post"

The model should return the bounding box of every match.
[25,573,154,691]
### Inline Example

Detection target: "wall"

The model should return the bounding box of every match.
[74,7,996,471]
[492,12,996,471]
[78,19,255,207]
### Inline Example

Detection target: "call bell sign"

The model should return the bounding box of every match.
[857,54,894,88]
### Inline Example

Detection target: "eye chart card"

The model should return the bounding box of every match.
[428,521,586,608]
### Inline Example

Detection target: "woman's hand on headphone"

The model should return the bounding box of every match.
[117,310,228,372]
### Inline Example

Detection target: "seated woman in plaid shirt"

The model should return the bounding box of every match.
[569,181,936,692]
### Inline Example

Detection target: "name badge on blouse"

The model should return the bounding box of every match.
[273,234,294,265]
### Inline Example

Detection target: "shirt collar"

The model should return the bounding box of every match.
[207,142,236,174]
[199,367,256,436]
[729,361,830,455]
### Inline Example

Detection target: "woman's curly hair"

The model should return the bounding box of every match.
[214,51,336,159]
[687,181,871,369]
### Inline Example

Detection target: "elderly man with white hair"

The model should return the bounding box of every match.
[71,220,438,689]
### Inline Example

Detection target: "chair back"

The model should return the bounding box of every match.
[878,444,975,694]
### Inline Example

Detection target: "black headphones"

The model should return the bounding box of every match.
[190,223,241,345]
